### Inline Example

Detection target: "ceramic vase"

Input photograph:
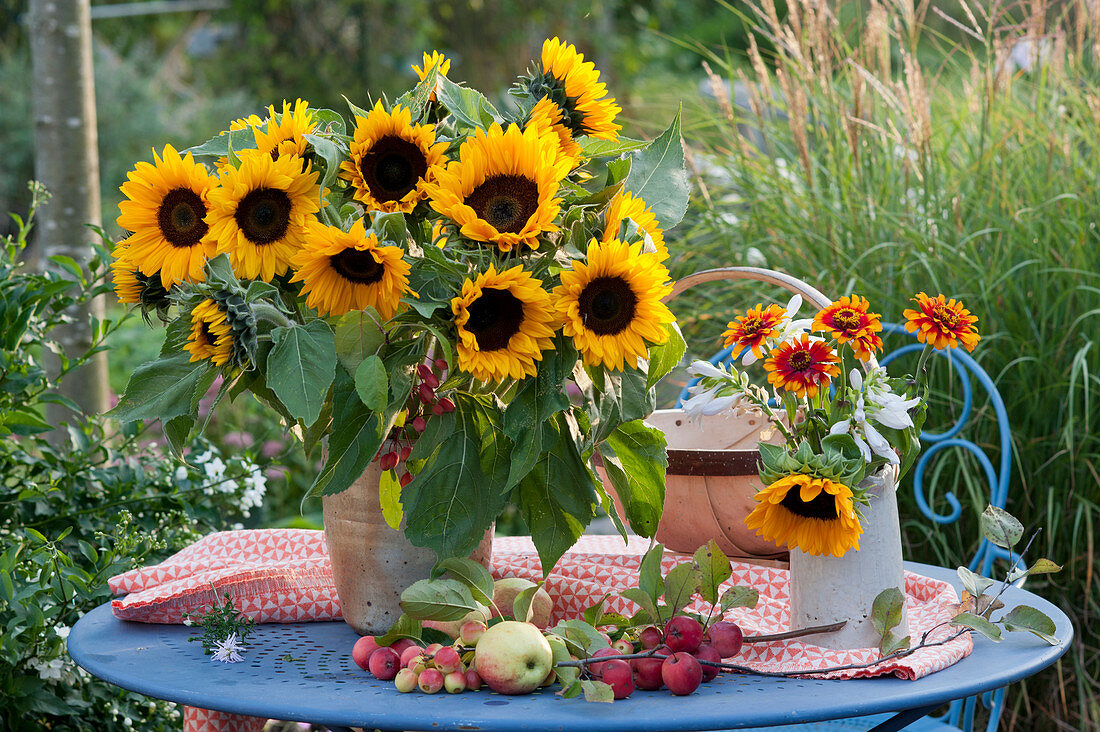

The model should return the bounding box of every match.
[787,465,908,649]
[322,461,493,635]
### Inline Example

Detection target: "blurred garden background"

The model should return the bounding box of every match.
[1,0,1097,729]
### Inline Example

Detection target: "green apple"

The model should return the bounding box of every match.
[473,621,553,695]
[491,577,554,628]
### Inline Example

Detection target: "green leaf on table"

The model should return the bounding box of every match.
[549,619,609,655]
[403,393,510,560]
[354,354,388,411]
[720,586,760,612]
[980,505,1024,549]
[646,322,686,390]
[267,320,336,425]
[694,540,732,607]
[435,557,495,608]
[581,680,615,703]
[514,413,599,574]
[871,587,906,636]
[378,468,403,530]
[662,561,700,616]
[1001,605,1059,645]
[623,106,689,229]
[638,543,665,605]
[957,567,996,598]
[880,629,911,656]
[375,614,422,646]
[332,309,386,372]
[619,587,659,626]
[400,578,479,621]
[1008,558,1062,583]
[108,353,213,423]
[951,612,1003,641]
[598,420,667,538]
[559,680,583,699]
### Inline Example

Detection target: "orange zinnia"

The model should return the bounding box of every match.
[764,334,840,399]
[812,295,883,361]
[722,303,787,361]
[902,292,980,352]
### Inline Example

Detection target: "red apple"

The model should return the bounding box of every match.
[390,638,418,656]
[368,647,401,681]
[444,670,467,693]
[707,620,744,658]
[638,625,663,649]
[352,635,381,670]
[473,621,554,695]
[464,669,483,691]
[587,646,621,676]
[664,616,704,654]
[399,645,422,669]
[433,646,462,674]
[694,644,721,682]
[600,659,635,699]
[631,645,671,691]
[612,638,634,655]
[661,652,703,695]
[418,667,445,694]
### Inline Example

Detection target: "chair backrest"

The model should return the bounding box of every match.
[677,322,1014,731]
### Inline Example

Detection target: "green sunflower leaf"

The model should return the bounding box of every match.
[307,369,389,499]
[183,127,257,158]
[267,320,337,425]
[107,353,213,424]
[580,136,650,157]
[646,321,687,390]
[624,106,689,229]
[435,75,502,130]
[597,420,667,538]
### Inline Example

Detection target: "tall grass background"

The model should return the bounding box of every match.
[658,1,1099,728]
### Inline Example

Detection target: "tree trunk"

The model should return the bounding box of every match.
[29,0,109,417]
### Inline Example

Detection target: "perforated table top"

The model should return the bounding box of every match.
[68,562,1072,731]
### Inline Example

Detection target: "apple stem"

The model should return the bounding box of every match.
[743,620,847,643]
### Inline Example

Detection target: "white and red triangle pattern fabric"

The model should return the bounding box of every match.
[110,530,972,682]
[182,707,264,732]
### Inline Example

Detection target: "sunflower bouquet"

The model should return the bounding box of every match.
[108,39,690,571]
[682,292,980,558]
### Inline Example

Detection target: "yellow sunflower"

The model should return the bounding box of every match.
[339,102,447,214]
[554,238,674,371]
[206,149,321,282]
[253,99,316,162]
[183,299,234,366]
[601,190,667,260]
[527,96,581,167]
[116,145,220,288]
[426,122,569,252]
[451,265,557,382]
[744,473,863,557]
[412,51,450,101]
[216,114,267,173]
[532,36,621,141]
[291,218,412,319]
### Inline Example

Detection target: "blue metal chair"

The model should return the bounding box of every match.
[680,323,1014,732]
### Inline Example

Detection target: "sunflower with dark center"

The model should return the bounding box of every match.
[253,98,316,163]
[427,122,569,253]
[116,145,219,288]
[111,244,172,319]
[206,149,321,282]
[451,265,557,382]
[339,102,446,214]
[183,299,235,367]
[528,37,621,141]
[744,474,863,557]
[291,219,412,319]
[526,97,581,167]
[554,238,674,371]
[764,334,840,399]
[601,191,667,260]
[903,292,980,352]
[812,295,883,362]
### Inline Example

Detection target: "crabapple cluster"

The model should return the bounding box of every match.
[351,630,484,695]
[374,359,455,485]
[587,617,745,698]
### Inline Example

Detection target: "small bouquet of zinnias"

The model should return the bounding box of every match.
[682,292,980,558]
[108,39,690,571]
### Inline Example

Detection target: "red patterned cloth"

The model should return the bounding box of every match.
[110,530,972,681]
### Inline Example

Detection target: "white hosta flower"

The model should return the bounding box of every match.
[687,360,728,380]
[860,367,920,430]
[174,466,188,484]
[211,633,245,663]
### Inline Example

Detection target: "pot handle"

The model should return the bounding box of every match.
[664,266,832,310]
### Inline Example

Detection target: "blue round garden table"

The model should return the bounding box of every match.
[68,562,1072,731]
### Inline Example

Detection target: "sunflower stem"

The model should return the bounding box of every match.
[252,302,293,329]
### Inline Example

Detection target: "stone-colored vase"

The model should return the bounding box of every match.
[788,466,908,650]
[322,462,493,635]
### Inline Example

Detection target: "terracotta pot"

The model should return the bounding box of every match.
[788,466,908,649]
[322,462,493,635]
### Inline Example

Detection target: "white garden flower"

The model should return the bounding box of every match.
[211,633,245,663]
[174,466,188,483]
[829,369,901,464]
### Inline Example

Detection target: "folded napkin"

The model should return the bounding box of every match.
[110,529,972,680]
